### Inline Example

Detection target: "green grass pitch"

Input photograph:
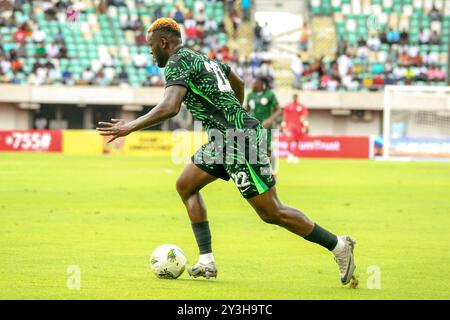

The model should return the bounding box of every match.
[1,153,449,299]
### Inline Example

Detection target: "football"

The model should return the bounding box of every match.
[150,244,187,279]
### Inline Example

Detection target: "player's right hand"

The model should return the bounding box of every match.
[96,119,132,143]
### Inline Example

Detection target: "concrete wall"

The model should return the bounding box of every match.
[0,84,446,136]
[308,110,382,135]
[0,103,31,130]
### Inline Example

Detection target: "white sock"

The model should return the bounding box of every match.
[199,253,214,264]
[332,237,346,255]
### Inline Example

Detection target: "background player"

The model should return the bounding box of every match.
[96,18,357,286]
[245,77,282,173]
[282,93,309,163]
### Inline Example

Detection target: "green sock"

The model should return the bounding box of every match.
[191,221,212,254]
[304,223,338,251]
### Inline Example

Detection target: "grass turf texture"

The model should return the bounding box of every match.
[1,153,449,300]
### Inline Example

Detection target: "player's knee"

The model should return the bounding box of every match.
[175,176,191,200]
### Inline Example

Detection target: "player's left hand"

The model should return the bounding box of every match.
[96,119,132,143]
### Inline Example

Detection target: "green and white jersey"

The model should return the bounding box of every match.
[164,47,260,135]
[246,90,279,125]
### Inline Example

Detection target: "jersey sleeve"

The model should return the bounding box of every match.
[164,55,191,89]
[269,91,279,108]
[218,61,231,77]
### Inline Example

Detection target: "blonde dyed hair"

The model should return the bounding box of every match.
[147,17,180,35]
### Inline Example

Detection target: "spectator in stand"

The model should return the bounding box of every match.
[42,0,57,19]
[429,5,442,22]
[135,29,147,45]
[62,69,74,85]
[9,49,17,61]
[132,52,147,68]
[116,67,129,85]
[93,69,110,86]
[46,42,60,59]
[32,26,46,44]
[356,39,369,60]
[108,0,127,7]
[262,22,272,49]
[0,68,8,83]
[337,52,352,79]
[58,42,68,59]
[14,23,28,44]
[367,31,381,51]
[226,0,235,12]
[399,29,409,45]
[299,22,311,52]
[427,64,445,82]
[416,65,428,82]
[172,4,185,24]
[229,9,241,39]
[387,28,400,44]
[16,44,26,58]
[430,30,441,45]
[419,28,430,44]
[337,37,348,55]
[153,5,163,20]
[184,10,197,39]
[423,50,439,67]
[0,56,11,74]
[241,0,251,22]
[11,58,23,73]
[254,22,263,50]
[81,67,95,84]
[195,7,206,27]
[379,29,387,44]
[398,48,411,67]
[35,44,46,59]
[387,45,398,63]
[47,64,61,84]
[291,52,303,89]
[204,18,218,36]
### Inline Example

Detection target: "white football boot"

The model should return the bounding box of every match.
[334,236,357,286]
[188,261,218,279]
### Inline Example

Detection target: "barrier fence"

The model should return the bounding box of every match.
[0,130,377,159]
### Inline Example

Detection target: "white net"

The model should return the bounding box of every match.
[383,86,450,159]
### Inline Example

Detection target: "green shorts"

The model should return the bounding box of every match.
[191,127,276,199]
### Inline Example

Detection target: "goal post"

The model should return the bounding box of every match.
[383,85,450,160]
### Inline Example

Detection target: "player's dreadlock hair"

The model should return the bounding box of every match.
[146,17,181,38]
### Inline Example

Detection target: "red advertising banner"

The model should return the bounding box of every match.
[275,134,371,159]
[0,130,62,152]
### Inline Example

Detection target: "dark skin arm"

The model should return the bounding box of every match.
[262,104,282,128]
[227,69,245,106]
[96,85,187,142]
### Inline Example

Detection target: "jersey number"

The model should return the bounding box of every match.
[204,61,232,92]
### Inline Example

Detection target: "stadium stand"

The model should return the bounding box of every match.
[300,0,449,91]
[0,0,232,87]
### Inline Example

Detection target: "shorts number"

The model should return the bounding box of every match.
[231,171,251,189]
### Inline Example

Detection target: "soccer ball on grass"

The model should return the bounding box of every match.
[150,244,187,279]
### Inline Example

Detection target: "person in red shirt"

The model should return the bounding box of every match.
[14,28,27,44]
[282,93,309,163]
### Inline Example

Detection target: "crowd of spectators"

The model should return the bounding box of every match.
[292,5,448,91]
[0,0,254,87]
[227,20,276,88]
